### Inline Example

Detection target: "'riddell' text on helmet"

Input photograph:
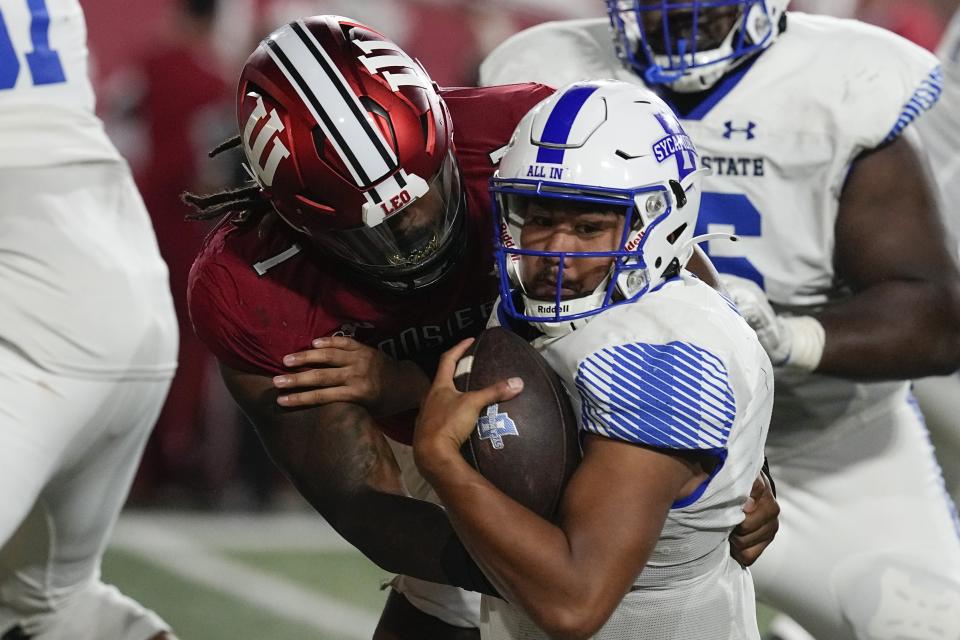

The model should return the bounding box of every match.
[606,0,789,92]
[237,15,463,291]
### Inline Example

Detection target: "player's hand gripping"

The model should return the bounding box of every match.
[719,274,825,371]
[730,470,780,567]
[719,275,792,365]
[273,336,428,415]
[413,339,524,478]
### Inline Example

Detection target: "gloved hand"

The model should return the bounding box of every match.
[719,274,792,365]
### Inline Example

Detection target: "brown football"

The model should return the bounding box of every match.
[453,327,581,521]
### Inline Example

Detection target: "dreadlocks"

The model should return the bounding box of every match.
[181,135,275,226]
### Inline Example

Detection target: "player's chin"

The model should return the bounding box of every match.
[528,283,580,300]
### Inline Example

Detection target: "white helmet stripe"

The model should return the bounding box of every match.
[354,39,434,93]
[265,21,398,198]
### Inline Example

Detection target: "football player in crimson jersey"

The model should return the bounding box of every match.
[185,15,779,639]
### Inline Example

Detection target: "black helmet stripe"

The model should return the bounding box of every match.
[265,21,398,193]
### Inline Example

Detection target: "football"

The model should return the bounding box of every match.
[453,327,581,521]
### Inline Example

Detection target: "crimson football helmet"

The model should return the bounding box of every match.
[237,15,461,291]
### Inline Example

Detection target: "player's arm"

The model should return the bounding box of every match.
[724,132,960,379]
[218,360,496,595]
[816,131,960,377]
[414,341,709,639]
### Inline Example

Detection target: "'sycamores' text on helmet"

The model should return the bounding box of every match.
[606,0,789,92]
[238,15,462,291]
[491,80,708,335]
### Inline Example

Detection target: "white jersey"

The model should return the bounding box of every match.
[484,275,772,639]
[0,0,119,167]
[481,13,942,451]
[917,9,960,256]
[0,0,176,378]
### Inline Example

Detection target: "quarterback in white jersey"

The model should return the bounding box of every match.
[0,1,177,638]
[482,2,960,639]
[414,81,772,639]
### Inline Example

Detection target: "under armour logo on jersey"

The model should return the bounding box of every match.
[242,93,291,187]
[354,39,432,94]
[477,404,519,450]
[723,121,757,140]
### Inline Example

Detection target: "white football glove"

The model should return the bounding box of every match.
[719,274,825,372]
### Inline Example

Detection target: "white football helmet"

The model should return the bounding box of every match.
[606,0,790,92]
[491,80,707,335]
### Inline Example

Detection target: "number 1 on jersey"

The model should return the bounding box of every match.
[0,0,66,90]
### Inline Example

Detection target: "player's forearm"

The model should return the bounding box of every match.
[255,416,498,593]
[221,363,495,592]
[251,409,493,592]
[329,489,499,595]
[382,359,432,413]
[422,454,615,638]
[814,279,960,379]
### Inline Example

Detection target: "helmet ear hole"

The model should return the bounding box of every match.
[311,128,325,157]
[360,97,397,147]
[667,223,688,245]
[669,179,687,208]
[419,112,432,146]
[663,258,681,279]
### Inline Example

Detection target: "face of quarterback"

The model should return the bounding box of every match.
[518,199,627,300]
[636,0,741,55]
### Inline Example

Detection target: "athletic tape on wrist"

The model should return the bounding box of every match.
[782,315,825,372]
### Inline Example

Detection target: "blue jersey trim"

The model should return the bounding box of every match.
[535,85,600,165]
[907,390,960,540]
[671,448,728,509]
[882,66,943,145]
[649,274,682,295]
[575,341,736,450]
[658,55,760,122]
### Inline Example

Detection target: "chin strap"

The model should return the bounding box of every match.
[523,284,609,338]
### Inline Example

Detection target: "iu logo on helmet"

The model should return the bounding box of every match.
[242,93,292,187]
[354,39,432,93]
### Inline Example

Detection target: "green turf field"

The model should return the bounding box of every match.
[104,511,776,639]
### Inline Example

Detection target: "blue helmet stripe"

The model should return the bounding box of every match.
[535,85,600,165]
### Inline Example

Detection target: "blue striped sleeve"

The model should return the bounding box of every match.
[574,341,736,451]
[883,66,943,145]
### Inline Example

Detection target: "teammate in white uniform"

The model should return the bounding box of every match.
[0,1,178,638]
[481,3,960,639]
[914,8,960,502]
[413,81,773,639]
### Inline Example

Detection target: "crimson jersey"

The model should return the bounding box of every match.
[188,83,553,444]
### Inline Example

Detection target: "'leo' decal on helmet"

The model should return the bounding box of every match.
[242,93,291,188]
[354,38,433,94]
